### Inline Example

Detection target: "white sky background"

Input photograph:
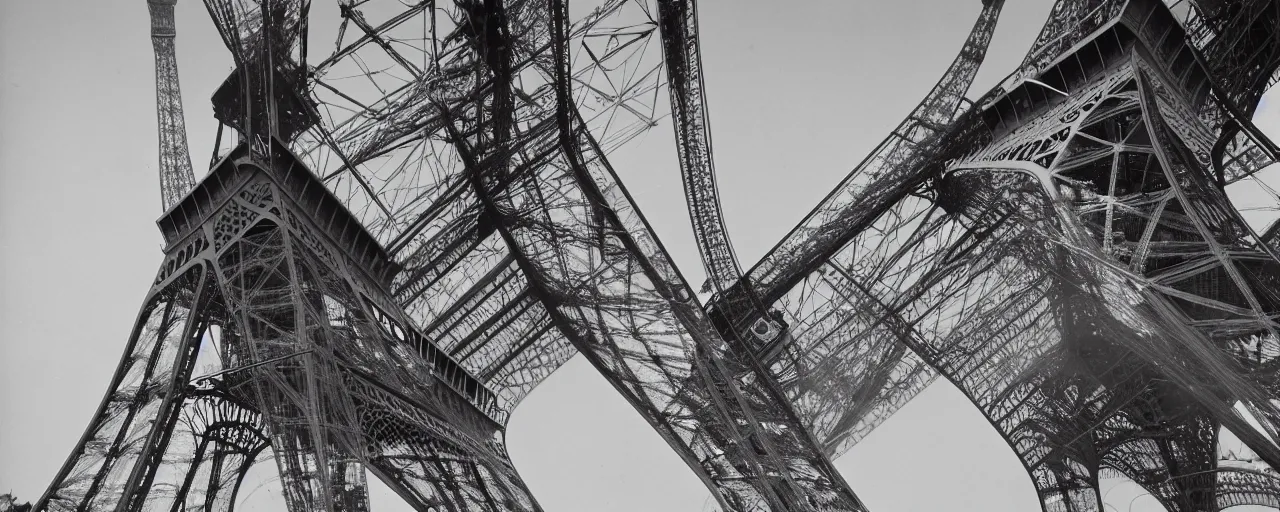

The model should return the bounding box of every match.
[2,0,1279,511]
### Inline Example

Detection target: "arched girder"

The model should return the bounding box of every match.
[426,0,874,508]
[654,0,743,295]
[726,0,1009,309]
[671,0,1008,459]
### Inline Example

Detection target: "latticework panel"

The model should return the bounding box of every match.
[204,162,542,512]
[708,2,1280,508]
[36,265,216,512]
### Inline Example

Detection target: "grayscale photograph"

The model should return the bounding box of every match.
[2,0,1280,511]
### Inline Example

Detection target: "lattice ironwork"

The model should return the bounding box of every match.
[27,0,1280,511]
[706,0,1280,510]
[148,0,198,209]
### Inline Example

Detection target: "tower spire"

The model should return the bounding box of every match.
[147,0,197,210]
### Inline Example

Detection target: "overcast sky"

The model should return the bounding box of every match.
[3,1,1279,511]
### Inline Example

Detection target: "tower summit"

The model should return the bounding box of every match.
[147,0,197,210]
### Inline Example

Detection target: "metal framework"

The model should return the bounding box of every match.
[149,0,199,209]
[23,0,1280,511]
[704,0,1280,509]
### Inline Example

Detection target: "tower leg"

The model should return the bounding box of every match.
[35,267,212,512]
[344,371,539,512]
[205,176,539,512]
[209,217,370,512]
[763,43,1280,510]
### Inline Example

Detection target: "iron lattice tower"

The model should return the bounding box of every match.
[23,0,1280,511]
[147,0,198,209]
[702,0,1280,510]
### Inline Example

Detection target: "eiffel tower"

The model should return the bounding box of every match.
[20,0,1280,512]
[697,0,1280,510]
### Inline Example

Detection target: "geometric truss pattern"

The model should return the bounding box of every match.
[149,0,198,210]
[713,0,1280,510]
[38,143,541,512]
[699,0,1008,460]
[25,0,1280,512]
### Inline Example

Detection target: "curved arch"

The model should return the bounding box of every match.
[750,45,1280,511]
[690,0,1012,464]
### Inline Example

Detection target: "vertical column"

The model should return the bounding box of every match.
[147,0,197,210]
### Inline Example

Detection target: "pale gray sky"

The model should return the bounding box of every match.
[2,1,1279,511]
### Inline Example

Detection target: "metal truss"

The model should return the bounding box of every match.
[148,0,198,209]
[30,0,1280,511]
[704,0,1280,510]
[39,140,546,512]
[693,0,1009,459]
